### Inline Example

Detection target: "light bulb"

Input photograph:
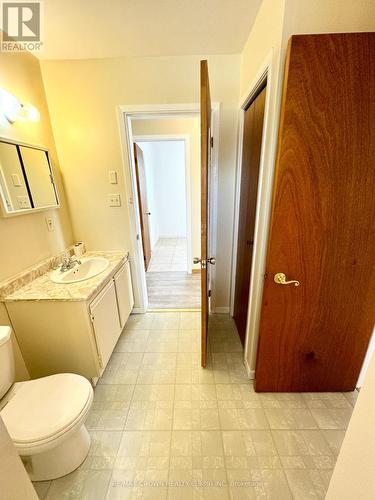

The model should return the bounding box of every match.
[0,88,21,124]
[23,103,40,122]
[17,103,40,122]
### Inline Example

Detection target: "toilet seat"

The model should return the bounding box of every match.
[0,373,93,455]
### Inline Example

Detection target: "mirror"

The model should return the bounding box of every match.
[0,139,59,215]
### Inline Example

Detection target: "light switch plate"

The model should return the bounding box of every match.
[11,173,21,187]
[108,194,121,207]
[16,196,31,209]
[109,170,118,184]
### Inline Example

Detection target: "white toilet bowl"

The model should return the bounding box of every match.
[0,327,94,481]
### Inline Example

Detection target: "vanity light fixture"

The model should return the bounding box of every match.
[0,88,40,124]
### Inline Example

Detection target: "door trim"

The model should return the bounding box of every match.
[230,50,280,374]
[117,103,220,313]
[133,133,193,275]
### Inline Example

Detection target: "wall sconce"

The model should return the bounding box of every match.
[0,88,40,124]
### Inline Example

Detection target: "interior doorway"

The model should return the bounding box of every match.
[133,135,200,309]
[233,83,267,346]
[118,104,220,314]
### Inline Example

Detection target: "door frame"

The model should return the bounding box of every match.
[133,133,193,275]
[117,103,220,313]
[230,50,280,376]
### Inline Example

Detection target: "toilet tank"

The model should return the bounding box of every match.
[0,326,15,399]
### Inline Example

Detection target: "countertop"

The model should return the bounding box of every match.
[2,251,127,302]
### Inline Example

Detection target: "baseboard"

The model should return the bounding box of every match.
[213,307,230,313]
[158,235,187,239]
[244,357,255,380]
[131,307,147,314]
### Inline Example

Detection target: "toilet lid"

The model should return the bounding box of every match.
[0,373,92,444]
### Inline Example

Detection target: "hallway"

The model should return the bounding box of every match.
[34,312,357,499]
[146,239,201,309]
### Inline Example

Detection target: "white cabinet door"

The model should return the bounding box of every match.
[114,262,134,329]
[89,280,121,371]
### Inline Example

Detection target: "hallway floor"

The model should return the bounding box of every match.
[146,238,201,309]
[34,313,357,499]
[148,238,188,272]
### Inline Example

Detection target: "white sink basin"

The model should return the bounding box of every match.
[50,257,109,284]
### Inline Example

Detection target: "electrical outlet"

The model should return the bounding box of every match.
[16,196,31,209]
[45,216,54,232]
[108,194,121,207]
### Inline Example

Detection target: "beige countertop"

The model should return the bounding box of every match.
[2,251,127,302]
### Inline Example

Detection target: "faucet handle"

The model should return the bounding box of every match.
[62,252,70,264]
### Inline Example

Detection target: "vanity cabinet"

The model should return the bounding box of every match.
[6,260,134,381]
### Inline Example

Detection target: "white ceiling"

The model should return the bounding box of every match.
[36,0,262,60]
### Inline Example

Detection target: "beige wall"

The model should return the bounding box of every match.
[327,349,375,499]
[41,54,240,309]
[240,0,286,98]
[282,0,375,44]
[0,50,73,282]
[241,0,375,372]
[132,117,201,271]
[0,416,37,499]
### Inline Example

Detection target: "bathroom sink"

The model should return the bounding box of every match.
[50,257,109,284]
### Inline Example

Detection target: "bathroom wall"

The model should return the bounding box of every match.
[0,47,73,282]
[326,340,375,499]
[41,54,240,310]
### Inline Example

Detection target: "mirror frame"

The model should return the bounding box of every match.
[0,137,60,217]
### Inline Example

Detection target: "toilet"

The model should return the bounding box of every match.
[0,326,93,481]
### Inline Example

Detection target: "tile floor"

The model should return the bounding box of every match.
[147,238,188,273]
[33,312,357,499]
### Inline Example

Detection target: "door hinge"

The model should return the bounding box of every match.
[210,137,214,148]
[208,290,212,298]
[90,314,95,323]
[136,234,140,240]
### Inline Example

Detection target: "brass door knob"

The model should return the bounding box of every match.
[193,257,206,269]
[274,272,300,287]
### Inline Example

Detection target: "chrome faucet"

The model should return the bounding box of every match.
[60,253,81,272]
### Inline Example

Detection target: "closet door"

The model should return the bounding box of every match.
[233,86,266,346]
[255,33,375,392]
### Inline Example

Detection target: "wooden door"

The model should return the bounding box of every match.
[134,144,152,270]
[200,60,212,368]
[234,86,266,346]
[255,33,375,392]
